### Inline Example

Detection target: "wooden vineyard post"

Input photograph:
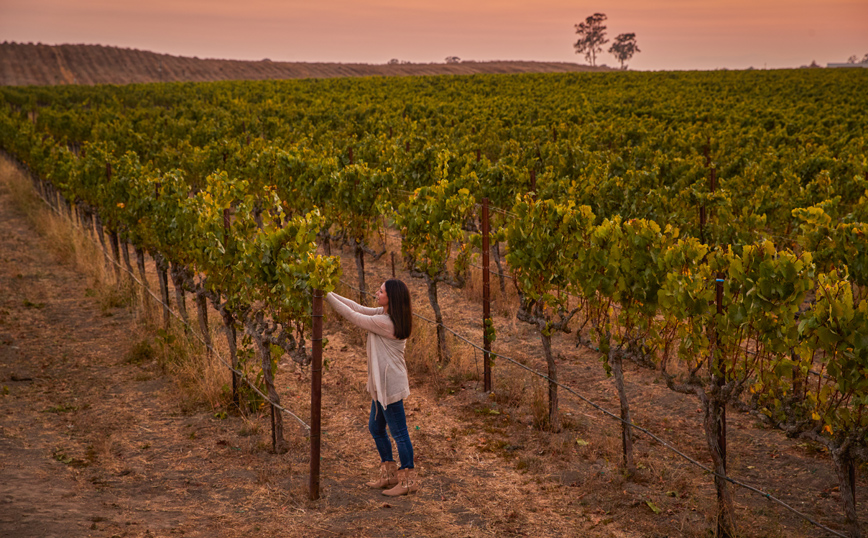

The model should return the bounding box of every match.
[106,160,121,282]
[711,269,735,537]
[716,272,726,465]
[223,207,239,405]
[482,198,492,392]
[476,148,481,163]
[310,289,324,500]
[195,289,211,357]
[271,403,277,452]
[155,254,172,330]
[94,213,111,275]
[701,143,718,246]
[706,149,734,537]
[120,238,134,284]
[700,144,710,245]
[391,251,396,279]
[356,248,366,304]
[530,170,537,200]
[108,230,122,282]
[348,146,354,165]
[133,245,151,313]
[710,164,720,452]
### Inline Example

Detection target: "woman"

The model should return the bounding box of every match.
[325,279,418,496]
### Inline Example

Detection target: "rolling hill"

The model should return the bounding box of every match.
[0,42,608,86]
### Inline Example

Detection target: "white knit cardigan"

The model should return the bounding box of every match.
[325,292,410,408]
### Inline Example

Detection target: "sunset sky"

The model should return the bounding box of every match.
[1,0,866,70]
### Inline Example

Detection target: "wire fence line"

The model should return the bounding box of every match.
[339,275,848,538]
[24,174,312,430]
[19,164,848,538]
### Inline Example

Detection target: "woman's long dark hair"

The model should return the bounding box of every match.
[385,279,412,340]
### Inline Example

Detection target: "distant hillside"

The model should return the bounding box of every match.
[0,42,608,86]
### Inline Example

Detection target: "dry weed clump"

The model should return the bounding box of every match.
[405,320,440,381]
[461,258,520,317]
[461,261,486,304]
[143,319,230,412]
[125,339,155,365]
[441,335,482,382]
[529,377,552,431]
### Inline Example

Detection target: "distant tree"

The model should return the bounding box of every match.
[445,56,461,64]
[574,13,608,66]
[388,58,400,65]
[847,55,859,63]
[609,33,640,69]
[863,53,868,63]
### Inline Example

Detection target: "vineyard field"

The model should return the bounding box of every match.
[1,67,867,537]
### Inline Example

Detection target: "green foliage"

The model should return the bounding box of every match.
[786,272,868,437]
[326,162,393,244]
[793,203,868,287]
[506,196,594,314]
[396,158,477,281]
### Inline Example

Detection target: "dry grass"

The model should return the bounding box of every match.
[461,249,521,318]
[405,318,440,381]
[2,161,102,275]
[529,376,552,431]
[148,312,234,413]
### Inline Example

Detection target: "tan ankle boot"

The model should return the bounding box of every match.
[382,468,418,496]
[365,461,398,489]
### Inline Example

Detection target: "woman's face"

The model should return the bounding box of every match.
[375,282,389,309]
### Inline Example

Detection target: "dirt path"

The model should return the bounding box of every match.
[0,167,237,536]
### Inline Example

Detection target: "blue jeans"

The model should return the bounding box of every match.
[369,399,414,469]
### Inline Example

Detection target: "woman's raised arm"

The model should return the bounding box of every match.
[325,292,395,339]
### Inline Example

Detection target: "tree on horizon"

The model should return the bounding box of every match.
[609,33,641,70]
[574,13,608,67]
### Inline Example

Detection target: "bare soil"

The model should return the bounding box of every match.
[0,157,864,538]
[0,43,610,87]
